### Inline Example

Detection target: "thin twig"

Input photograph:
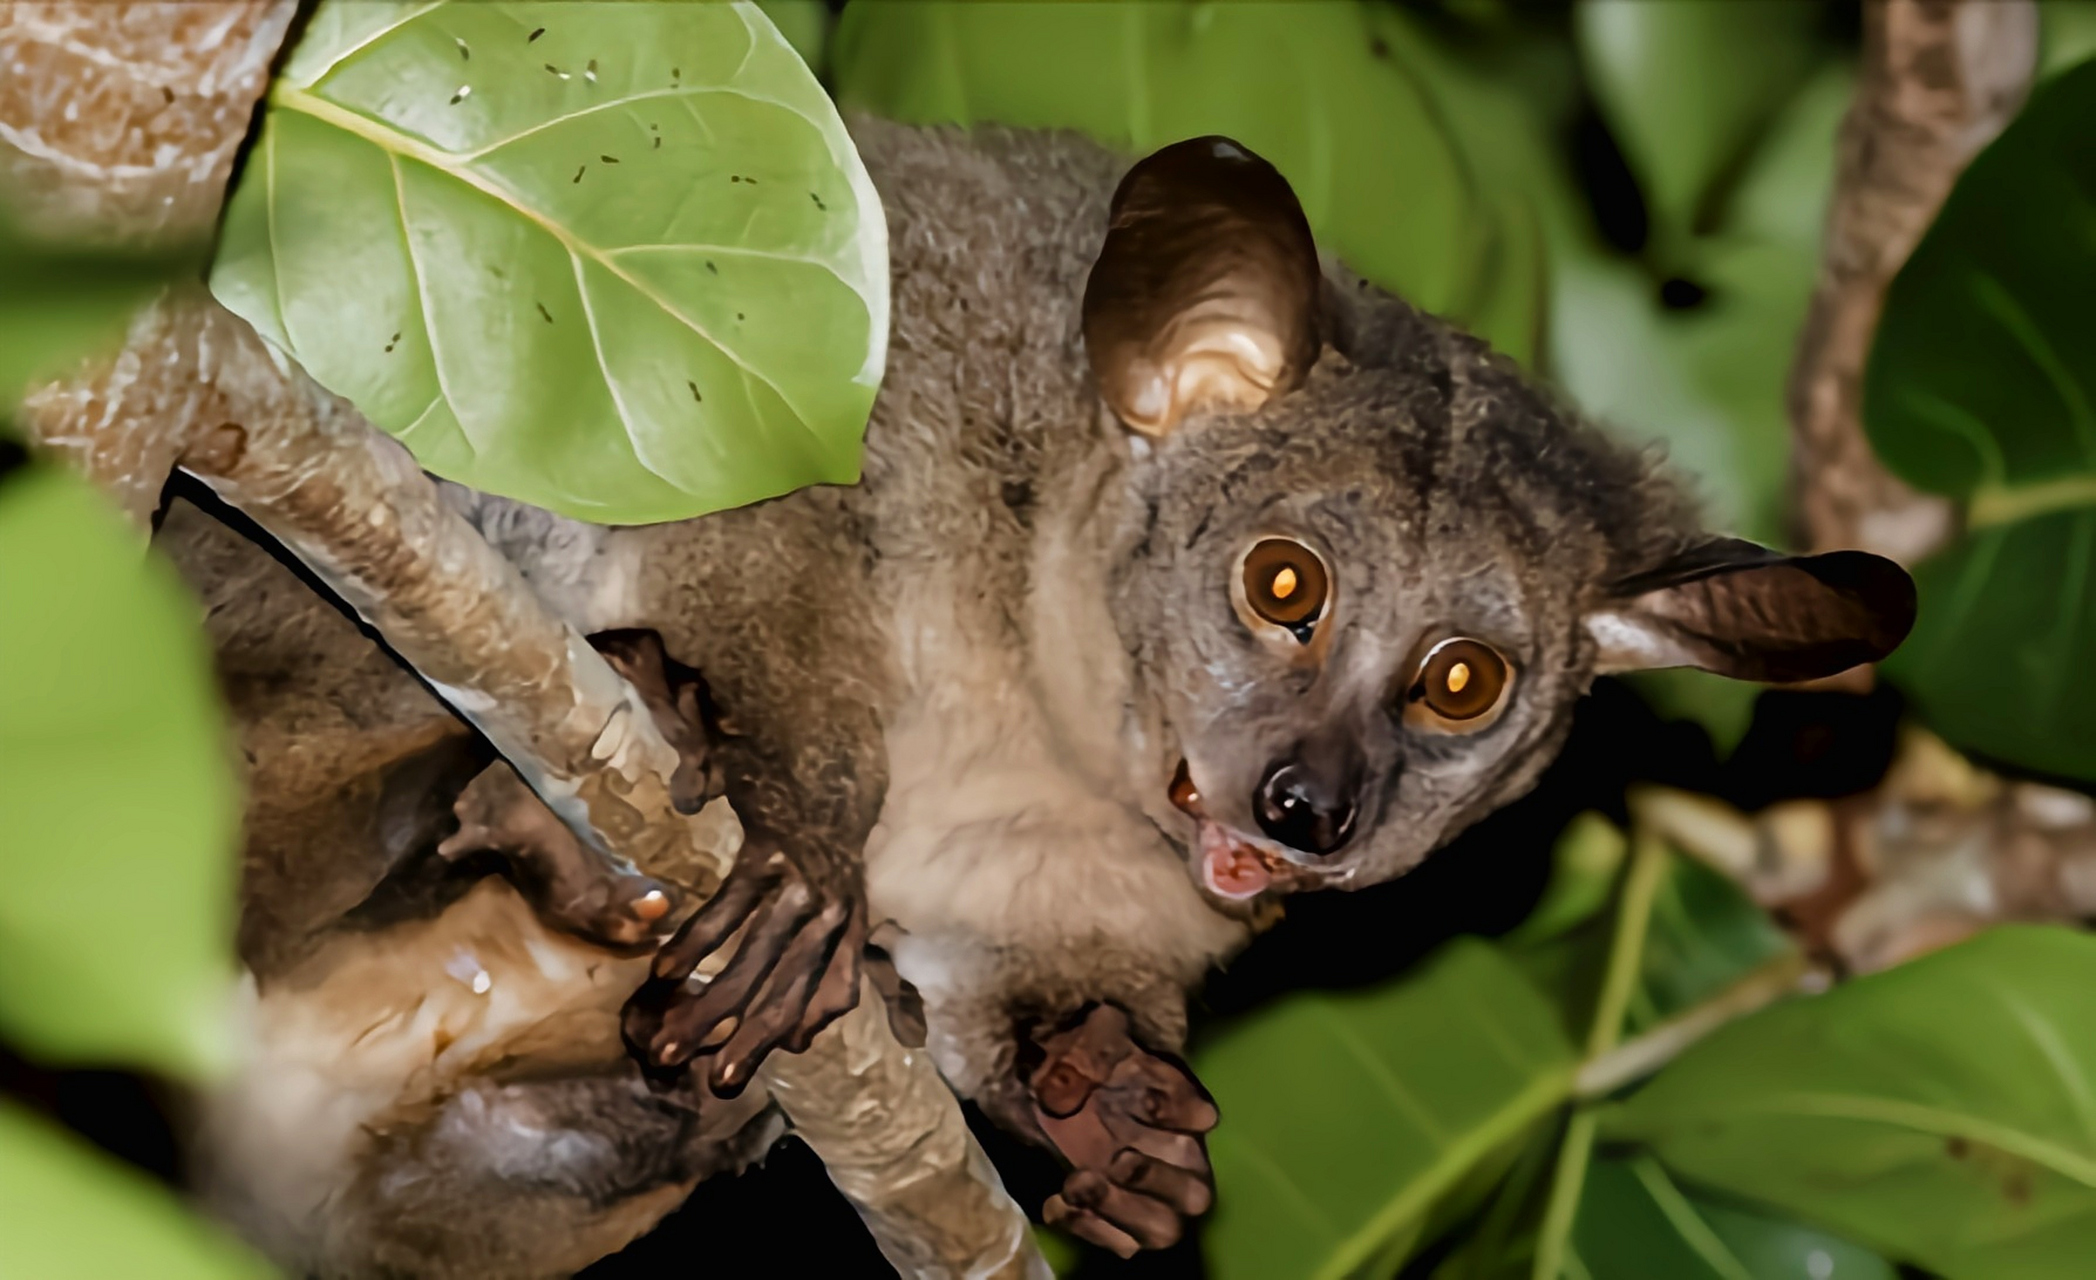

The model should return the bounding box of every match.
[1575,951,1813,1101]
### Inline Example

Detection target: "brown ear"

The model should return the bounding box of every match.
[1082,136,1322,436]
[1585,538,1918,683]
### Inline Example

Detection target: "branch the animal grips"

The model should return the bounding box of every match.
[1082,136,1323,435]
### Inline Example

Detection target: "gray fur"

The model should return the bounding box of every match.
[173,117,1741,1275]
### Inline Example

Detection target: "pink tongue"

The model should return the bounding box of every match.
[1200,824,1271,899]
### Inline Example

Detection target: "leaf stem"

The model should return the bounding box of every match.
[1531,820,1671,1279]
[1575,951,1810,1101]
[1584,822,1671,1060]
[1530,1108,1598,1280]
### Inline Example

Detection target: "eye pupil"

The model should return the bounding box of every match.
[1240,539,1329,631]
[1404,638,1510,730]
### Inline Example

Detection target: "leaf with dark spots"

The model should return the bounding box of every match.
[214,0,885,523]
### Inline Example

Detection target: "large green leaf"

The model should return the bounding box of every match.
[830,0,1550,364]
[0,465,239,1078]
[1195,938,1576,1280]
[1864,60,2096,781]
[1606,926,2096,1280]
[1573,1155,1895,1280]
[0,1100,271,1279]
[211,0,886,525]
[1574,0,1823,246]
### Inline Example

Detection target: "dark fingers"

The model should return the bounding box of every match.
[648,850,781,980]
[1109,1147,1213,1218]
[704,900,847,1095]
[1052,1169,1187,1252]
[628,878,814,1069]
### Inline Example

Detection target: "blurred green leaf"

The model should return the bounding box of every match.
[1511,812,1629,948]
[1031,1225,1079,1276]
[213,0,886,525]
[1864,61,2096,781]
[755,0,829,74]
[0,1101,272,1278]
[1628,847,1792,1037]
[1551,62,1847,550]
[2040,5,2096,78]
[1361,4,1583,370]
[0,217,196,410]
[1195,939,1576,1280]
[1573,1154,1895,1280]
[1513,827,1791,1045]
[0,465,239,1079]
[1574,0,1823,247]
[832,0,1549,364]
[1552,60,1848,746]
[1607,926,2096,1280]
[1428,1119,1565,1280]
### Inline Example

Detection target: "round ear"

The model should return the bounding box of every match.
[1081,136,1322,436]
[1585,538,1918,684]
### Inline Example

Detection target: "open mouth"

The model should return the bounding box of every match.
[1169,760,1309,900]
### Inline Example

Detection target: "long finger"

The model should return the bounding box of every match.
[1060,1169,1185,1252]
[649,851,780,980]
[1043,1192,1142,1260]
[706,903,847,1095]
[634,881,816,1068]
[787,909,865,1053]
[1110,1148,1213,1218]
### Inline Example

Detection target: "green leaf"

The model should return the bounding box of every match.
[2040,7,2096,79]
[1512,827,1792,1046]
[211,0,887,525]
[1574,1155,1895,1280]
[0,213,198,410]
[1864,60,2096,507]
[755,0,830,75]
[0,1100,272,1279]
[1862,61,2096,781]
[1510,812,1629,948]
[1574,0,1823,246]
[830,0,1549,363]
[0,466,239,1079]
[1629,848,1792,1037]
[1551,62,1846,555]
[1888,512,2096,780]
[1195,938,1577,1280]
[1606,925,2096,1280]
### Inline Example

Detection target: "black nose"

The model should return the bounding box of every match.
[1253,760,1358,855]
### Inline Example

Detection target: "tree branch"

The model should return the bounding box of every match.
[1787,0,2038,563]
[6,5,1044,1275]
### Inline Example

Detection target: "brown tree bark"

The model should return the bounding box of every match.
[4,5,1043,1276]
[1787,0,2038,564]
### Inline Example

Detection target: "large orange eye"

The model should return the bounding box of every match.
[1241,538,1329,634]
[1405,638,1512,729]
